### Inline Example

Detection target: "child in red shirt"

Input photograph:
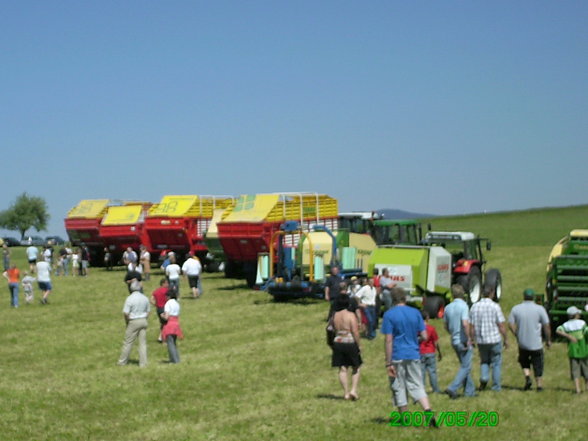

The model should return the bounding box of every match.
[420,311,442,393]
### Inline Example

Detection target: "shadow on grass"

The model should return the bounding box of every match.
[253,297,322,306]
[371,416,391,425]
[316,393,346,400]
[217,284,250,291]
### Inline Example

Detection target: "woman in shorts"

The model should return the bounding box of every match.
[331,294,362,400]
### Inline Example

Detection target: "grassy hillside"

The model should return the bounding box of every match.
[1,205,587,441]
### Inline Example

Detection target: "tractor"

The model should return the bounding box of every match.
[368,231,502,318]
[544,230,588,329]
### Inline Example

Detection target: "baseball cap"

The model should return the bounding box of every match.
[523,289,536,299]
[567,306,582,316]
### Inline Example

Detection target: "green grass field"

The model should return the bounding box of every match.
[1,205,587,440]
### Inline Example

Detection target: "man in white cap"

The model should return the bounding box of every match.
[556,306,588,394]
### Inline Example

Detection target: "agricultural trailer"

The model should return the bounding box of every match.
[216,193,339,287]
[98,202,153,265]
[144,195,233,268]
[64,199,111,264]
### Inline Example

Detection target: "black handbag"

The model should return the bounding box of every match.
[326,318,336,347]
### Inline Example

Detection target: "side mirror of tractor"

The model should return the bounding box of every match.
[486,241,492,251]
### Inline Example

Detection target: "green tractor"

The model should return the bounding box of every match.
[544,230,588,329]
[368,231,502,318]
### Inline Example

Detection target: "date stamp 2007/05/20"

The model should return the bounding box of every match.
[389,411,499,427]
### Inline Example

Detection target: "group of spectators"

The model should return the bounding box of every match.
[117,248,205,367]
[327,266,588,424]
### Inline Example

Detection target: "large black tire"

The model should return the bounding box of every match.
[423,295,445,319]
[205,261,220,273]
[458,266,482,305]
[484,269,502,302]
[224,260,241,278]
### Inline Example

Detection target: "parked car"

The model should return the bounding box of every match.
[46,236,66,246]
[2,237,21,247]
[20,236,45,246]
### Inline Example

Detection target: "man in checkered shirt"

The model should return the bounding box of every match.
[469,283,508,391]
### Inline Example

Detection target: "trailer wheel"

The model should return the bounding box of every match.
[484,269,502,302]
[458,266,482,304]
[424,295,445,319]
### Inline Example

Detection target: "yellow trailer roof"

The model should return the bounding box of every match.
[102,205,143,226]
[221,193,338,223]
[222,194,280,222]
[67,199,110,219]
[148,195,233,218]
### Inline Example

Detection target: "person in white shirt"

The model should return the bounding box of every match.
[36,256,52,305]
[165,255,182,295]
[161,288,183,363]
[182,254,203,299]
[356,278,378,340]
[139,245,151,281]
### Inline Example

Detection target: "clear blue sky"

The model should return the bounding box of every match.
[1,1,587,237]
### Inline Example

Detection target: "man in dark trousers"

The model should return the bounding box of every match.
[325,266,343,319]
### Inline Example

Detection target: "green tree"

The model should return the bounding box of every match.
[0,193,50,240]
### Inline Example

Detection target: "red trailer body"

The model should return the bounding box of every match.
[98,203,153,254]
[216,193,338,284]
[144,195,233,260]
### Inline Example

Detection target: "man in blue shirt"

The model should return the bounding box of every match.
[443,284,476,398]
[382,288,435,421]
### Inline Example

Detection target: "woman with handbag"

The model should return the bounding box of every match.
[331,294,362,400]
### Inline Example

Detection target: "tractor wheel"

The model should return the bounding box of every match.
[423,295,445,319]
[459,266,482,304]
[205,261,220,273]
[484,269,502,302]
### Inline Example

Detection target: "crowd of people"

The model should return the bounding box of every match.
[325,266,588,425]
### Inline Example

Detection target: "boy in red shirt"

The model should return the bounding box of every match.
[151,278,169,342]
[420,311,442,393]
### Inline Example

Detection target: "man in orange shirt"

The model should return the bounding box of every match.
[2,263,21,308]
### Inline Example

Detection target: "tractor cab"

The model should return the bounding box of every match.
[423,231,489,268]
[373,219,423,246]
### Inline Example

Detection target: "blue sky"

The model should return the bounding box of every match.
[1,1,587,237]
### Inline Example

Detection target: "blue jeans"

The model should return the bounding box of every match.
[478,342,502,391]
[448,343,476,396]
[421,352,441,392]
[364,306,376,339]
[421,353,440,392]
[8,283,19,307]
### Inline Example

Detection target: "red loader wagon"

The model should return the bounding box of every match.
[217,193,339,286]
[64,199,111,261]
[98,202,153,263]
[144,195,233,263]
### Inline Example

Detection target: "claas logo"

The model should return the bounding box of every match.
[437,264,450,272]
[391,275,406,282]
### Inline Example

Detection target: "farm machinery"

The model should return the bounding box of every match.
[368,231,501,318]
[65,199,113,263]
[259,219,424,300]
[259,221,376,300]
[215,193,339,286]
[98,202,153,264]
[144,195,233,267]
[544,230,588,327]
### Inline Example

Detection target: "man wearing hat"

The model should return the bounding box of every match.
[555,306,588,394]
[508,289,551,391]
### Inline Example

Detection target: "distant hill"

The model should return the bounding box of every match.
[377,208,436,220]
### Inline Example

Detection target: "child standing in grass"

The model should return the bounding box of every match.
[22,272,36,304]
[420,311,442,393]
[556,306,588,394]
